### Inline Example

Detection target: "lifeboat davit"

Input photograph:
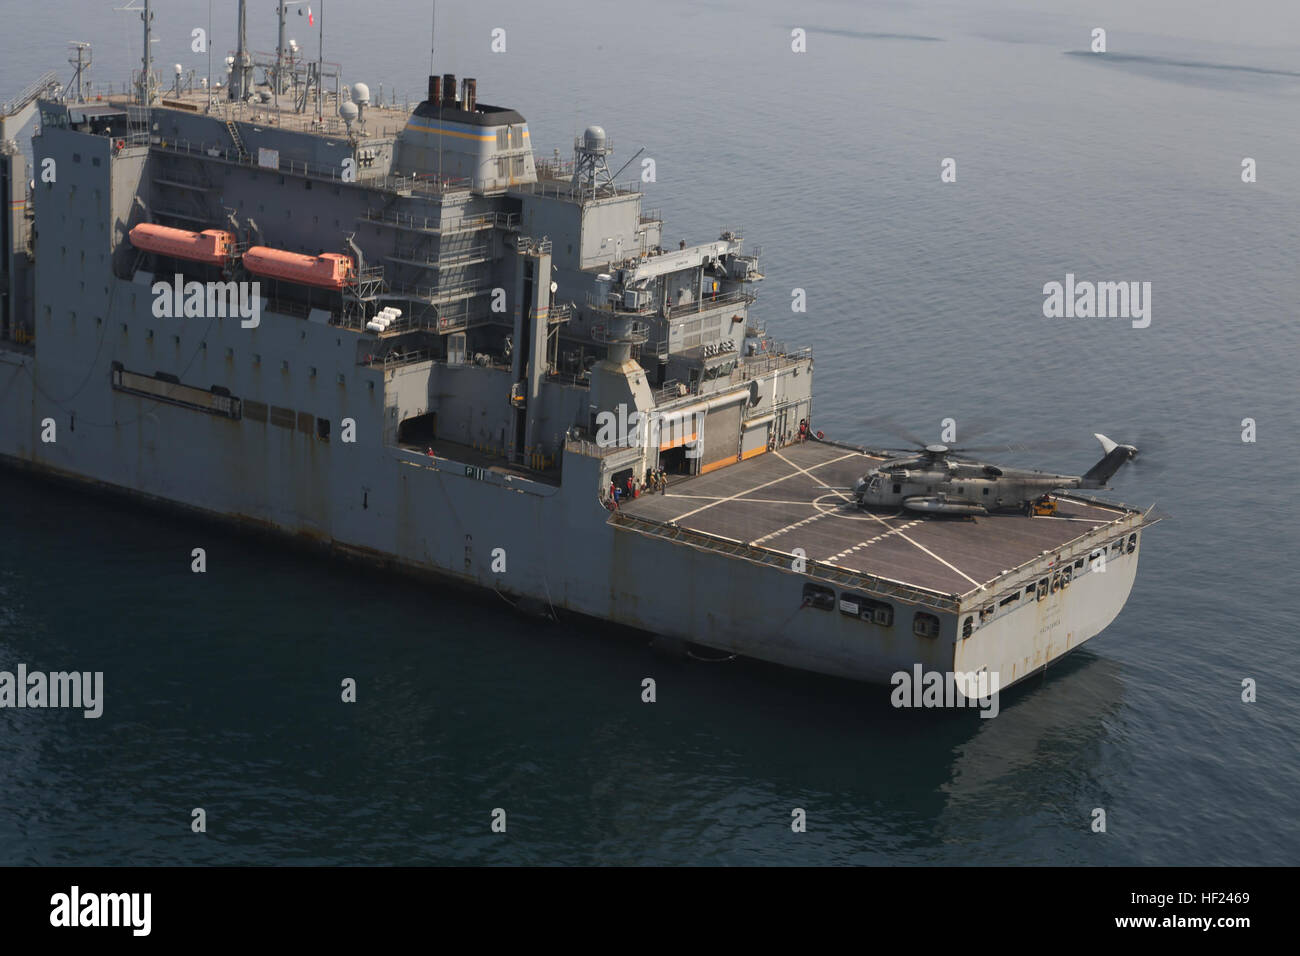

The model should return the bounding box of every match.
[242,246,356,290]
[129,224,235,265]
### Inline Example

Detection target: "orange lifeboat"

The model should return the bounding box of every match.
[129,224,235,265]
[242,247,356,290]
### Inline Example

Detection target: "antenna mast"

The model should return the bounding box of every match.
[231,0,251,100]
[68,42,92,102]
[317,1,324,124]
[276,1,287,109]
[137,0,154,105]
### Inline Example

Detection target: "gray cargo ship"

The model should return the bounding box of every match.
[0,2,1156,693]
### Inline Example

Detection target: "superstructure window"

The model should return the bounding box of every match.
[913,612,941,639]
[801,584,835,611]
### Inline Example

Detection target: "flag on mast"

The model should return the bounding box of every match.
[307,6,314,26]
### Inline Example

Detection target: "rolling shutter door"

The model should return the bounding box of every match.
[699,401,743,473]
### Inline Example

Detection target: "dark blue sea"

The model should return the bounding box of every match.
[1,0,1297,864]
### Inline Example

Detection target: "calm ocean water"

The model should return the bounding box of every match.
[1,0,1298,864]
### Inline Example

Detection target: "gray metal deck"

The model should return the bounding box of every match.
[618,441,1134,597]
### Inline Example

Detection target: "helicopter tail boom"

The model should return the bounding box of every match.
[1080,433,1138,488]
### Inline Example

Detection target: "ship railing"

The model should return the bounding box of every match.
[2,71,61,116]
[389,241,495,270]
[144,135,463,192]
[654,380,691,403]
[952,506,1155,606]
[515,235,551,257]
[609,512,962,612]
[564,436,640,460]
[534,157,575,180]
[662,289,757,321]
[738,346,812,378]
[359,208,519,234]
[546,302,574,326]
[586,291,657,316]
[545,367,588,387]
[591,321,651,346]
[389,277,492,307]
[378,171,474,196]
[360,347,433,370]
[518,177,643,201]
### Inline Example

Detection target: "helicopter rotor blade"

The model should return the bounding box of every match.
[950,438,1088,455]
[858,416,930,449]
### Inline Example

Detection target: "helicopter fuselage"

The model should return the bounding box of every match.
[853,465,1082,516]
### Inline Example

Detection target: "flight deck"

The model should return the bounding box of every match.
[616,440,1138,599]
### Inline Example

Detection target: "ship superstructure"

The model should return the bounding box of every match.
[0,5,1156,694]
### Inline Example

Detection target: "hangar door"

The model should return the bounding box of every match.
[698,402,744,474]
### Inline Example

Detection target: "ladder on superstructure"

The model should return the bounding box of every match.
[225,119,248,162]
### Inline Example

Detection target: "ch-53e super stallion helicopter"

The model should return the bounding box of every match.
[851,434,1139,517]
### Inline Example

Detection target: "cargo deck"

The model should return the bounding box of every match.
[616,440,1138,600]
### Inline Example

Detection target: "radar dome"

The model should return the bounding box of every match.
[351,83,370,106]
[583,125,606,150]
[339,101,359,123]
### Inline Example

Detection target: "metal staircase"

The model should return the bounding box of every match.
[225,119,248,161]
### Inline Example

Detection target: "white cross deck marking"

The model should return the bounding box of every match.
[852,505,984,588]
[824,519,925,562]
[667,450,860,523]
[750,511,830,545]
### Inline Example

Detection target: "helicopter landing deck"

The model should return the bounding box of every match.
[617,440,1137,597]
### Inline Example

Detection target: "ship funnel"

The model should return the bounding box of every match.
[442,72,457,107]
[428,74,440,103]
[463,77,477,112]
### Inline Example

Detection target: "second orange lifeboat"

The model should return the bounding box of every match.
[242,247,356,290]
